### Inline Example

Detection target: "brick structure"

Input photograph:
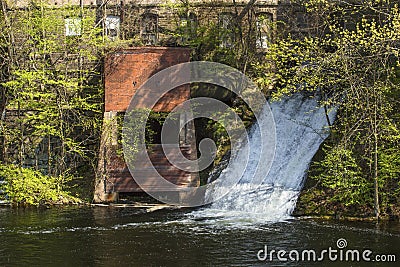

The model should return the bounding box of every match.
[94,47,198,202]
[104,47,191,112]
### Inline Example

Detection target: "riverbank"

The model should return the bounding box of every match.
[294,186,400,222]
[2,196,399,223]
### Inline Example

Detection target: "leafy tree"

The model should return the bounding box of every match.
[262,0,400,219]
[0,1,110,202]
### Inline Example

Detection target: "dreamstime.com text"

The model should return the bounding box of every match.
[257,238,396,263]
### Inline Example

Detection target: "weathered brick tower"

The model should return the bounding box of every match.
[94,47,199,202]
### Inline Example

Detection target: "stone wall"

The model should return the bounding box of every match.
[5,1,305,48]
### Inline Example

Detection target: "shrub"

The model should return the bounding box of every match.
[0,164,79,206]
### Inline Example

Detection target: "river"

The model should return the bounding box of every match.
[0,206,399,266]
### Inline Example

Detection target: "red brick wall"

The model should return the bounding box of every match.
[104,47,191,112]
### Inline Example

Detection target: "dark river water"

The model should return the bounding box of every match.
[0,206,399,266]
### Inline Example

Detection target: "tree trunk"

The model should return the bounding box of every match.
[374,132,379,221]
[0,0,14,164]
[373,99,380,221]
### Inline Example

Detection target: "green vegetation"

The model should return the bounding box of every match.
[260,0,400,219]
[0,2,111,204]
[0,164,80,206]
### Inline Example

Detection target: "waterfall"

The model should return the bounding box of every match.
[191,94,336,223]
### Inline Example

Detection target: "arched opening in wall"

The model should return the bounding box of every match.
[218,12,235,48]
[178,12,197,45]
[65,17,82,36]
[141,13,158,45]
[256,13,273,49]
[105,15,121,40]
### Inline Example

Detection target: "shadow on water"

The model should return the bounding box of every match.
[0,207,399,266]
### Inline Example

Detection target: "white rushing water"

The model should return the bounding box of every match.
[190,94,336,223]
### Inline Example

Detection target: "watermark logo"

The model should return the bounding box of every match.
[336,238,347,249]
[257,238,396,263]
[122,61,276,207]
